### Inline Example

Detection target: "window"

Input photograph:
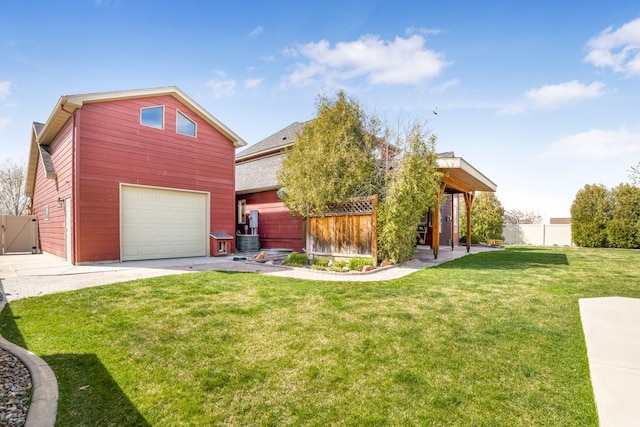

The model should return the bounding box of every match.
[140,106,164,129]
[176,110,196,137]
[237,200,246,224]
[44,205,49,221]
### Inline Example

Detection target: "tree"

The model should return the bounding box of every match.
[504,208,542,224]
[377,123,442,263]
[0,159,29,216]
[460,192,504,243]
[277,91,377,217]
[570,184,611,247]
[605,183,640,249]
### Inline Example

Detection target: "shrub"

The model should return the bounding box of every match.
[348,257,374,271]
[312,257,330,267]
[283,252,308,267]
[332,259,347,268]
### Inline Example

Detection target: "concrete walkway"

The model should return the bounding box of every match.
[579,297,640,427]
[0,246,492,302]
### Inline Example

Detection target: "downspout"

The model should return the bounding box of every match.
[60,102,77,265]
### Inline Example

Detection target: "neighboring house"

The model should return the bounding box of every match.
[235,122,497,257]
[25,87,246,264]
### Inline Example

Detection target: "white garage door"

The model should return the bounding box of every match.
[121,186,208,261]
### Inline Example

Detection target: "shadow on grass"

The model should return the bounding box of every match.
[1,302,149,426]
[0,303,27,349]
[438,247,569,270]
[44,353,150,426]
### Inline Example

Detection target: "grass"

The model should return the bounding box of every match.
[1,246,639,425]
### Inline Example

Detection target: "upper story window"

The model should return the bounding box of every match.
[176,110,196,137]
[140,106,164,129]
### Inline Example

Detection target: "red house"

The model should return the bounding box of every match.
[235,122,305,251]
[236,122,497,257]
[25,87,246,264]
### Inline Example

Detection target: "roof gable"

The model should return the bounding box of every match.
[37,86,246,148]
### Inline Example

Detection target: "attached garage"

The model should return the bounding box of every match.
[121,185,209,261]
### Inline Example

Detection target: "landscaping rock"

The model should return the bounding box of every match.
[362,265,374,272]
[0,347,31,427]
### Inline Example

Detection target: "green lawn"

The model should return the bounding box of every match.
[2,246,639,426]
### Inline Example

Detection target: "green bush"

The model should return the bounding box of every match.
[348,257,374,271]
[283,252,308,267]
[332,259,347,268]
[312,257,330,267]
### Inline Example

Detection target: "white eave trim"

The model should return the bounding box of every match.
[437,156,497,192]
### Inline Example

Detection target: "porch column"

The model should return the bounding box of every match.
[463,191,474,253]
[450,195,455,251]
[432,183,446,259]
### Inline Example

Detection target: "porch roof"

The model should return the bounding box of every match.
[437,156,497,193]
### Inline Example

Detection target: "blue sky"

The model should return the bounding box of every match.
[2,1,640,219]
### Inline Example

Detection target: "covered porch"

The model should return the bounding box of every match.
[428,154,497,259]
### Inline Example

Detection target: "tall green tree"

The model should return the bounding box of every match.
[277,91,376,217]
[377,124,442,263]
[605,183,640,249]
[460,192,504,243]
[570,184,611,247]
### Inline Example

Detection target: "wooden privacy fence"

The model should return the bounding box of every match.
[305,196,377,261]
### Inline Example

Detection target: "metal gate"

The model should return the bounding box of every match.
[1,215,39,254]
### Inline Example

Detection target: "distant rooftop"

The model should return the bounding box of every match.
[236,122,306,162]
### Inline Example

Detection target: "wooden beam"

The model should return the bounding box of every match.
[463,192,474,253]
[432,182,446,259]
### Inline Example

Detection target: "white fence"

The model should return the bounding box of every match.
[502,223,573,246]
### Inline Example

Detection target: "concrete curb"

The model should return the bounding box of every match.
[0,287,58,427]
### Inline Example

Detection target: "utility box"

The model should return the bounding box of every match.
[249,210,259,230]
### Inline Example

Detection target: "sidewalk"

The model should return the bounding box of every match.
[0,246,491,301]
[579,297,640,427]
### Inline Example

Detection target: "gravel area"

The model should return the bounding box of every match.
[0,348,31,427]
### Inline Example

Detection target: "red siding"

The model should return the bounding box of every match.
[238,191,303,252]
[32,120,74,259]
[33,94,238,263]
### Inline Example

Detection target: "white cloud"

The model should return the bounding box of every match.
[525,80,606,109]
[0,81,11,100]
[542,128,640,159]
[405,26,442,36]
[0,117,10,131]
[499,80,605,115]
[244,78,263,88]
[205,78,236,97]
[283,34,450,87]
[430,78,459,94]
[585,17,640,76]
[248,26,263,39]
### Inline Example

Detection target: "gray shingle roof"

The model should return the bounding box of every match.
[38,145,57,179]
[235,153,283,194]
[236,122,305,161]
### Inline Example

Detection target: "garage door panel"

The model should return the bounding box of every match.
[121,186,208,261]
